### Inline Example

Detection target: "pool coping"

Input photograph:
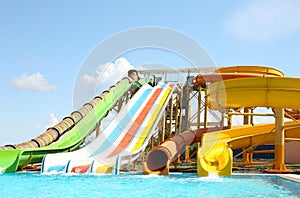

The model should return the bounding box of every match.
[277,174,300,183]
[232,173,300,183]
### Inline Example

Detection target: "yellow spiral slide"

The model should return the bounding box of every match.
[197,66,300,176]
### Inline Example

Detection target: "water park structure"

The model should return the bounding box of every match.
[0,66,300,177]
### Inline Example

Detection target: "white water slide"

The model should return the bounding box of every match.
[41,83,175,174]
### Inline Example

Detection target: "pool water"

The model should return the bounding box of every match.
[0,173,299,197]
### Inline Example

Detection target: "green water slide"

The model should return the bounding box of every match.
[0,77,147,173]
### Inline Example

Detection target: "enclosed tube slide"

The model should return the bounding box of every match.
[143,127,223,175]
[192,66,284,88]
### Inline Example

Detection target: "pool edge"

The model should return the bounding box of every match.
[278,174,300,183]
[232,173,300,183]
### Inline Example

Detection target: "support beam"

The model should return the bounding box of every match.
[161,111,166,142]
[243,108,250,125]
[168,97,174,138]
[250,108,254,125]
[185,146,191,163]
[228,112,274,117]
[175,96,179,134]
[266,108,293,173]
[197,88,201,130]
[227,111,232,129]
[273,108,287,170]
[181,82,190,131]
[96,122,101,137]
[242,108,251,165]
[151,134,155,149]
[203,88,208,129]
[195,88,201,162]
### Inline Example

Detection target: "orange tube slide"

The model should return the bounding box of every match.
[193,66,284,88]
[143,127,222,175]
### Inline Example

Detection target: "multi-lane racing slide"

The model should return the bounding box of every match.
[0,75,147,173]
[42,83,175,174]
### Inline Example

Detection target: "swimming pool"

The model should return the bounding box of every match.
[0,173,299,197]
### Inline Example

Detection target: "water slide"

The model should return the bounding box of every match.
[198,120,300,176]
[0,76,147,173]
[42,83,175,174]
[192,65,283,88]
[197,76,300,176]
[144,66,300,176]
[143,127,222,175]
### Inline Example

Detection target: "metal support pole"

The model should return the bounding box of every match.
[178,90,183,133]
[265,108,293,173]
[161,111,166,142]
[185,146,191,163]
[96,122,101,137]
[175,96,179,134]
[177,154,182,164]
[243,108,250,125]
[197,88,201,129]
[249,150,253,164]
[181,82,190,132]
[133,160,137,171]
[227,111,232,129]
[151,134,155,149]
[117,97,123,112]
[157,120,162,145]
[165,106,170,137]
[221,111,225,128]
[141,152,145,165]
[195,88,201,162]
[204,88,208,129]
[273,108,287,171]
[250,108,254,126]
[242,108,250,165]
[169,96,174,138]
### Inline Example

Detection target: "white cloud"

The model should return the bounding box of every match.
[81,57,135,91]
[12,72,57,91]
[36,113,59,131]
[73,57,138,109]
[225,0,300,41]
[135,65,146,71]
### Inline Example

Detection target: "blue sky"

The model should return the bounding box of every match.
[1,0,300,144]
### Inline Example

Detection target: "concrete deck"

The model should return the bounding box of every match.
[278,174,300,182]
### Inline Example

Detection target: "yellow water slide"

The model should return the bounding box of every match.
[197,66,300,176]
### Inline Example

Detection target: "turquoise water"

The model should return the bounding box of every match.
[0,173,299,197]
